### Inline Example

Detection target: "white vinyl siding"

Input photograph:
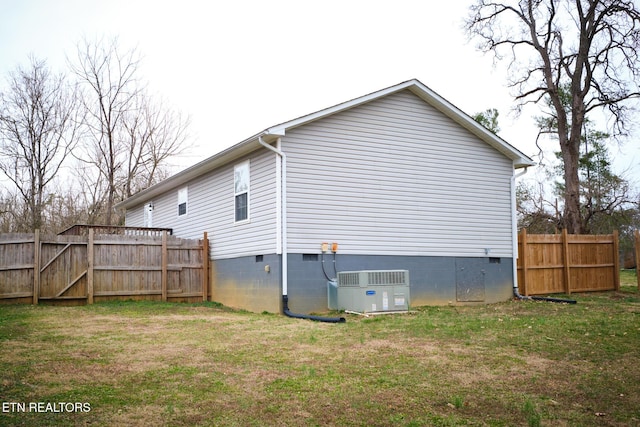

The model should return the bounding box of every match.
[125,89,517,260]
[124,149,278,259]
[282,90,515,258]
[125,204,145,227]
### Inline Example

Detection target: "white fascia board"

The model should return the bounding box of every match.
[268,78,534,168]
[405,82,535,168]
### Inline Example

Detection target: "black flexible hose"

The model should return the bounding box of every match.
[282,295,346,323]
[514,288,577,304]
[530,295,577,304]
[320,253,332,281]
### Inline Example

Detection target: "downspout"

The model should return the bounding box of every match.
[258,134,346,322]
[511,165,576,304]
[511,166,529,300]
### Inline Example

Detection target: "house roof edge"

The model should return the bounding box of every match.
[117,79,535,210]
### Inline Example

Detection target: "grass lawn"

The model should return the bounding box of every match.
[1,273,639,426]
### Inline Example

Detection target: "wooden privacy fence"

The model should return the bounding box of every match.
[0,230,209,305]
[636,230,640,289]
[517,229,620,296]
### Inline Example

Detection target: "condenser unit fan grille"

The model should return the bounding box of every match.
[368,270,407,285]
[336,270,409,287]
[337,272,360,287]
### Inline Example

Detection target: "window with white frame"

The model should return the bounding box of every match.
[234,161,250,222]
[177,187,188,217]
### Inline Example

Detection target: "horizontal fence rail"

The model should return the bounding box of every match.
[58,224,173,236]
[0,230,209,305]
[517,229,620,296]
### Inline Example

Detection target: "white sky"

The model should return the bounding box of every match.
[1,0,639,185]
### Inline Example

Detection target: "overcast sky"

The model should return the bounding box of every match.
[1,0,638,183]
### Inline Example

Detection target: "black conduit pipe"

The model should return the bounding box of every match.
[320,252,332,281]
[531,295,577,304]
[282,295,346,323]
[514,288,577,304]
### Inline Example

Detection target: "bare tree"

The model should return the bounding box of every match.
[0,56,80,231]
[517,174,563,232]
[466,0,640,233]
[41,185,86,232]
[121,94,190,199]
[0,190,19,232]
[70,37,190,225]
[554,124,635,233]
[70,37,142,225]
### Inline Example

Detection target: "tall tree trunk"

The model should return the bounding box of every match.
[465,0,640,234]
[561,138,582,234]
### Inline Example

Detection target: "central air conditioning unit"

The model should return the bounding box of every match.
[328,270,410,313]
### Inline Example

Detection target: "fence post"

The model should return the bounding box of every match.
[161,231,168,302]
[520,229,528,296]
[635,230,640,290]
[202,232,209,302]
[87,229,94,304]
[33,229,40,305]
[613,230,620,291]
[562,229,571,295]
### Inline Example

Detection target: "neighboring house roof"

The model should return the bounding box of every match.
[116,78,535,210]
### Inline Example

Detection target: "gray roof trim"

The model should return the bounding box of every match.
[117,79,534,210]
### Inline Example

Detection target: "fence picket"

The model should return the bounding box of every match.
[562,229,571,295]
[162,231,168,302]
[202,232,209,302]
[87,229,94,304]
[636,230,640,290]
[33,230,40,305]
[613,230,620,291]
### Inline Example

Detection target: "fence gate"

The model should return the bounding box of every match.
[38,237,88,302]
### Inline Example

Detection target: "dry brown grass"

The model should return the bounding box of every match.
[1,287,639,426]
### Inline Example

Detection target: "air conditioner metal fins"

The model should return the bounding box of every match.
[328,270,410,313]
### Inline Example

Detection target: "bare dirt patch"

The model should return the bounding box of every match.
[2,297,639,426]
